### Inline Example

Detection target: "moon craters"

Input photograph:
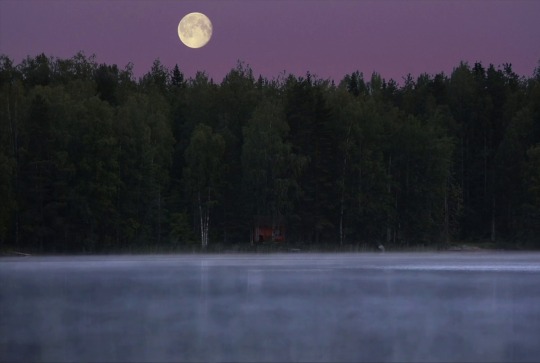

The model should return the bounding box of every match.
[178,12,212,49]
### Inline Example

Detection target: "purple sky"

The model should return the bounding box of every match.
[1,0,539,84]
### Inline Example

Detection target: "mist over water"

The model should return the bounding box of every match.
[1,252,539,362]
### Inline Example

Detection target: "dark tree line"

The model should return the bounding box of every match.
[1,53,539,252]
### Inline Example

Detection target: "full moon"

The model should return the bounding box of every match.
[178,12,213,49]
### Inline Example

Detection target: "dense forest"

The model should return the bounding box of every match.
[1,53,539,252]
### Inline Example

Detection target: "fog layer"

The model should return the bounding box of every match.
[1,252,539,362]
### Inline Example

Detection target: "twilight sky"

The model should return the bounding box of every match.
[1,0,539,84]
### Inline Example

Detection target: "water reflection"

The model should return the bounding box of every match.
[1,253,539,362]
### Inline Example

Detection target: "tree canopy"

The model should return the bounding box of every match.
[1,53,539,252]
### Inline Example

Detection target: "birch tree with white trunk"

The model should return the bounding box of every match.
[184,124,225,248]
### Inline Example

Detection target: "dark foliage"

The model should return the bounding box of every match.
[1,53,539,252]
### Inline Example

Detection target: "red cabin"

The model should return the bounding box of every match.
[252,216,286,244]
